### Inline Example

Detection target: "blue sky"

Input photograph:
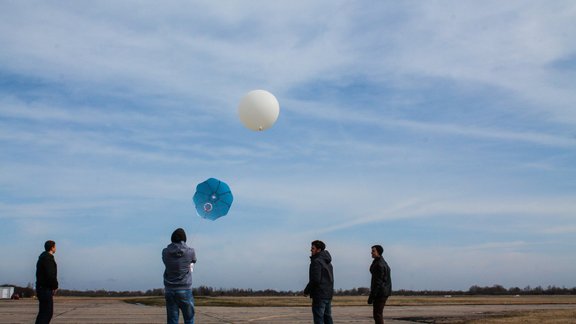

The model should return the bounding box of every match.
[1,1,576,292]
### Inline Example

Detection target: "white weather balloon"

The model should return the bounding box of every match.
[238,90,280,131]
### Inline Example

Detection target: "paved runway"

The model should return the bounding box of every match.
[2,297,576,323]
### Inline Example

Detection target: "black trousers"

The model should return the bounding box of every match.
[372,296,388,324]
[35,288,54,324]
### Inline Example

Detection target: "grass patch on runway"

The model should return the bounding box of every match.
[124,295,576,308]
[125,296,314,307]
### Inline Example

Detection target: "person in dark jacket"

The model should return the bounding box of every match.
[304,240,334,324]
[35,240,58,324]
[162,228,197,324]
[368,245,392,324]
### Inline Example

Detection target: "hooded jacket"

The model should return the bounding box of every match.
[304,250,334,299]
[369,256,392,299]
[162,242,197,289]
[36,251,58,290]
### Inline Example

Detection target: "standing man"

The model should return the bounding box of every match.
[304,240,334,324]
[162,228,197,324]
[368,245,392,324]
[35,240,58,324]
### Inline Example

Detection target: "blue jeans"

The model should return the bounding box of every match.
[312,298,333,324]
[165,289,194,324]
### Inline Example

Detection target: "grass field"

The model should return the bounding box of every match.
[123,295,576,323]
[125,295,576,307]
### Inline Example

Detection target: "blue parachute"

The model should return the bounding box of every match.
[193,178,233,221]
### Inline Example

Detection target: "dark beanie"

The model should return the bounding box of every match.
[171,228,187,243]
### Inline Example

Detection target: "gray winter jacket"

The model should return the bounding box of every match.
[162,242,197,289]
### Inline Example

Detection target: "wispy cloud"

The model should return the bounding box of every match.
[380,1,576,124]
[313,196,576,234]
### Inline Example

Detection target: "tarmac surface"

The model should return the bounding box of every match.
[2,297,576,323]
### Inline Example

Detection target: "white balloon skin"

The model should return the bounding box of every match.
[238,90,280,131]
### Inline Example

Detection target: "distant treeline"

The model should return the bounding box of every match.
[3,284,576,298]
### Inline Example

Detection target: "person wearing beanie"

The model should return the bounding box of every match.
[162,228,197,324]
[171,228,186,243]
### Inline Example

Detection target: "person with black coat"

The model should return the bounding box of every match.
[35,240,58,324]
[304,240,334,324]
[368,244,392,324]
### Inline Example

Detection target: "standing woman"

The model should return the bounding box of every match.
[367,245,391,324]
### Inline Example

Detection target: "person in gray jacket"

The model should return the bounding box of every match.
[162,228,197,324]
[368,245,392,324]
[304,240,334,324]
